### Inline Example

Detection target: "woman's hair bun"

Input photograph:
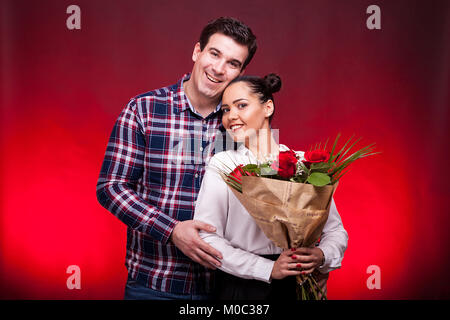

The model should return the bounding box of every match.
[263,73,282,94]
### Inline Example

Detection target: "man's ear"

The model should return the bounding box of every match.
[192,42,201,62]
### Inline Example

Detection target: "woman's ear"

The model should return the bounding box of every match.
[265,100,274,118]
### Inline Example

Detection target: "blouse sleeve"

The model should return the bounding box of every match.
[317,198,349,274]
[193,156,275,283]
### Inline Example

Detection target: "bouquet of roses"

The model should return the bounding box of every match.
[218,133,378,300]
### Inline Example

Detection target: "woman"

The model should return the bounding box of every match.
[193,74,348,300]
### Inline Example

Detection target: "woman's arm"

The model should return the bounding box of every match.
[316,198,349,273]
[289,198,348,275]
[193,157,276,283]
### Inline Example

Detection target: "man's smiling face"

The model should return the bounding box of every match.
[190,33,249,102]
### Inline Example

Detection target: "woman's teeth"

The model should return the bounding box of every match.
[230,124,243,131]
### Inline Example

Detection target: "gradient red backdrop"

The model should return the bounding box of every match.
[1,0,449,299]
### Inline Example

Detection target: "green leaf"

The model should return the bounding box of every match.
[306,172,331,186]
[310,162,333,172]
[261,166,277,176]
[330,144,377,177]
[323,137,329,151]
[241,163,261,175]
[328,133,341,163]
[242,164,259,170]
[333,135,358,164]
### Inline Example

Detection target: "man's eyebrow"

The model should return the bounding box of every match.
[209,47,243,66]
[208,47,221,54]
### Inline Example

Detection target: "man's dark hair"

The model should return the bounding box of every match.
[199,17,257,70]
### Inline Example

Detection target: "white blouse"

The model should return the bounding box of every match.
[194,144,348,283]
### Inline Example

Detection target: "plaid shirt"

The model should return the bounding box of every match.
[96,74,227,295]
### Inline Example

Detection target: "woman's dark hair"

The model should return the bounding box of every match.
[199,17,257,70]
[228,73,282,123]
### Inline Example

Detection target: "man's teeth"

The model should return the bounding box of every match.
[206,73,221,83]
[230,125,243,131]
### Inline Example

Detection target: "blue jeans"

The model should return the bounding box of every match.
[124,276,212,300]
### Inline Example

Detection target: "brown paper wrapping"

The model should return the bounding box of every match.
[230,176,338,249]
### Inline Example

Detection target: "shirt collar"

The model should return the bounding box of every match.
[237,143,250,155]
[236,143,291,159]
[173,73,222,116]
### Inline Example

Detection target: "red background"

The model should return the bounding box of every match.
[1,0,449,299]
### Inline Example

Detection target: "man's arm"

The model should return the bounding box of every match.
[170,220,223,269]
[96,98,221,268]
[96,99,178,244]
[193,159,273,281]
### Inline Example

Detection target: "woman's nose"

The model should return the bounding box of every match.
[228,107,239,120]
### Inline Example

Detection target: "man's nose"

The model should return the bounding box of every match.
[212,59,226,75]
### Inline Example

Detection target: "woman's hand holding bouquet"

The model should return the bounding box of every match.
[218,133,379,299]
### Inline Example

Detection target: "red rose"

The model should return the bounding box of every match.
[229,165,244,183]
[302,150,330,168]
[228,164,257,184]
[271,150,298,179]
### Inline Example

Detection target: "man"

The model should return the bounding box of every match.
[96,17,257,300]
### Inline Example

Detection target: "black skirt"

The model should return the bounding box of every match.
[213,254,297,300]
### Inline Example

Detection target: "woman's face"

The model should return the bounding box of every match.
[221,81,274,143]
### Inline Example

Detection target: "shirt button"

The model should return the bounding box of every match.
[195,173,199,178]
[200,147,204,152]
